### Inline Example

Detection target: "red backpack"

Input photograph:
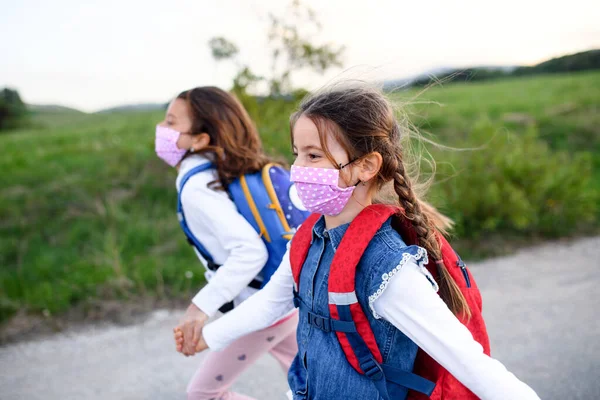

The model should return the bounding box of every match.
[289,204,490,399]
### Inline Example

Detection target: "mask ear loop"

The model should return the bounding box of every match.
[338,158,357,169]
[338,158,362,187]
[338,157,370,210]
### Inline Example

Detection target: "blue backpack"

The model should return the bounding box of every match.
[178,162,309,308]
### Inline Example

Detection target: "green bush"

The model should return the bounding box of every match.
[430,120,598,239]
[0,88,28,131]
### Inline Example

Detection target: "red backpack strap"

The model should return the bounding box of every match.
[328,205,435,398]
[292,205,435,399]
[289,213,321,290]
[328,204,399,372]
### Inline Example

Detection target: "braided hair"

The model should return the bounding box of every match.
[291,83,470,317]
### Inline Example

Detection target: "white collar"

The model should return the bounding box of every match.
[175,154,214,189]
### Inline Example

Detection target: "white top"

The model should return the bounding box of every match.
[176,154,268,317]
[203,246,540,400]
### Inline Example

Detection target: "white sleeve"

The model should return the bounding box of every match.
[203,247,296,351]
[181,180,269,317]
[373,260,540,400]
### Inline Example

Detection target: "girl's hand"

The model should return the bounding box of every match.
[175,303,208,356]
[173,327,184,352]
[195,332,208,353]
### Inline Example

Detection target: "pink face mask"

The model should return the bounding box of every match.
[155,125,188,167]
[290,165,356,216]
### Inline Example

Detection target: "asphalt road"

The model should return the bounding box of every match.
[1,237,598,399]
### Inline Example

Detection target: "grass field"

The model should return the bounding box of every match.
[402,71,600,167]
[1,71,598,324]
[399,72,599,239]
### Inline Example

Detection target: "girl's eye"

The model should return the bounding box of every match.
[308,153,320,160]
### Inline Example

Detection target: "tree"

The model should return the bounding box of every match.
[266,0,344,95]
[208,37,239,61]
[207,0,344,98]
[0,88,28,131]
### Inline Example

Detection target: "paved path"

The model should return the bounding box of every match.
[1,237,599,399]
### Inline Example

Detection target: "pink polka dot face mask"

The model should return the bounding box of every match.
[290,165,356,216]
[155,125,188,167]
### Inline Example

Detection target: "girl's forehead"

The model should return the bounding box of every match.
[293,116,319,140]
[292,115,347,155]
[292,118,319,150]
[167,98,189,117]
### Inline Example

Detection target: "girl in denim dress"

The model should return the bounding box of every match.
[177,84,540,400]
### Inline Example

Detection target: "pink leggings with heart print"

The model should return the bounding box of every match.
[186,312,298,400]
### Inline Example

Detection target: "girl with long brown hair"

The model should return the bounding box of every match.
[156,86,298,400]
[178,83,540,399]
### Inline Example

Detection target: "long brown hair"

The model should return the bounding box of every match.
[177,87,271,189]
[291,83,470,317]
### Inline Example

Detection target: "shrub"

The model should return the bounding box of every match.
[430,120,598,239]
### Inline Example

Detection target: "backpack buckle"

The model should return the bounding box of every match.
[360,357,384,381]
[308,312,331,332]
[293,291,301,308]
[206,261,221,271]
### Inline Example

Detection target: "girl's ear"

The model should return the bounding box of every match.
[191,133,210,152]
[358,152,383,183]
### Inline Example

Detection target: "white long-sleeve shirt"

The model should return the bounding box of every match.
[203,247,540,400]
[176,154,268,317]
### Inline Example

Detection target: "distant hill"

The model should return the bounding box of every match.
[25,103,166,117]
[515,49,600,76]
[385,49,600,89]
[96,103,167,114]
[28,104,84,114]
[25,49,600,112]
[383,67,456,91]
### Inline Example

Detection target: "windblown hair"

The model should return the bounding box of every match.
[291,83,470,317]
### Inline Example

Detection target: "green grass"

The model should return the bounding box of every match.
[398,71,600,172]
[0,111,202,321]
[394,72,600,252]
[1,72,598,323]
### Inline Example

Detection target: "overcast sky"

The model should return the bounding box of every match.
[1,0,598,112]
